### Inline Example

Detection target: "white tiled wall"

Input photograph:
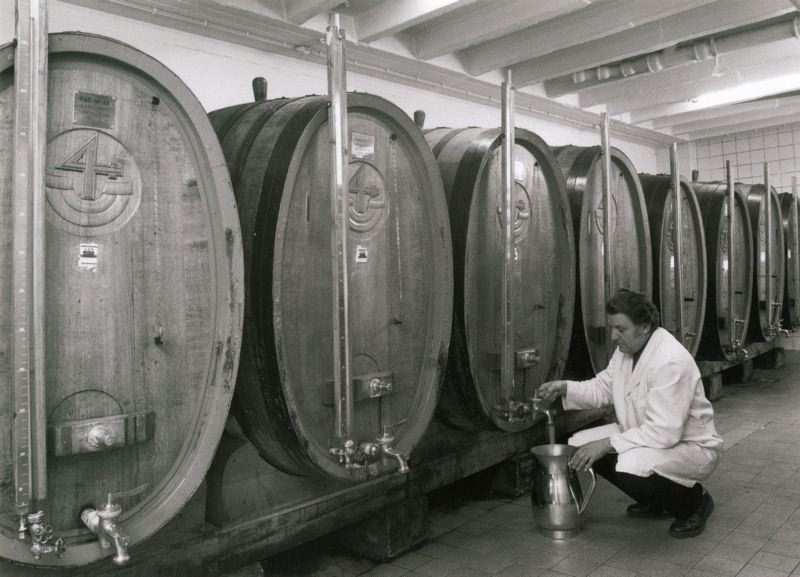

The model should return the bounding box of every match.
[694,123,800,192]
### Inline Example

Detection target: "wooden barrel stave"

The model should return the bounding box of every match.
[639,175,707,356]
[555,146,652,378]
[210,94,453,480]
[693,182,754,361]
[745,185,785,342]
[425,128,575,432]
[0,33,243,566]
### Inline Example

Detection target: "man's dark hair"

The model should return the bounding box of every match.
[606,289,660,328]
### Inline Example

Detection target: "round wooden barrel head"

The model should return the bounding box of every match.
[0,34,242,566]
[228,95,452,480]
[462,137,573,431]
[574,149,651,372]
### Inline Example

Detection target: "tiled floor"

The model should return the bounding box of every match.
[264,351,800,577]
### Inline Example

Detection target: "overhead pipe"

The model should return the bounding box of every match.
[546,14,800,97]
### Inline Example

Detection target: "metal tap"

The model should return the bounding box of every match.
[81,494,130,566]
[330,439,363,469]
[377,426,409,474]
[18,511,65,561]
[494,400,531,423]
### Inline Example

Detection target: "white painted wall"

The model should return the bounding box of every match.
[0,0,661,172]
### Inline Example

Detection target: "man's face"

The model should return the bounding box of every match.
[608,313,651,355]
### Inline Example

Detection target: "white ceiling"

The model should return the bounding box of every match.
[62,0,800,142]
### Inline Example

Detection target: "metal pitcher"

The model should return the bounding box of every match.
[530,444,596,539]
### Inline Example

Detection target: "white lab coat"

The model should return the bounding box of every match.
[563,327,723,487]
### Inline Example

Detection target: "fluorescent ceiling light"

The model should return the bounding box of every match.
[694,72,800,108]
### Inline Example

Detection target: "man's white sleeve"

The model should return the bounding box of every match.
[562,356,615,410]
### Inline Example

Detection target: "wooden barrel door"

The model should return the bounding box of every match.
[425,128,575,431]
[640,175,707,356]
[556,146,652,377]
[694,182,753,361]
[780,193,800,329]
[746,185,785,342]
[0,33,243,566]
[211,94,452,481]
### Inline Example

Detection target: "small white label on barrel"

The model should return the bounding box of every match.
[74,92,116,129]
[351,132,375,160]
[514,160,527,182]
[78,243,99,272]
[355,245,369,263]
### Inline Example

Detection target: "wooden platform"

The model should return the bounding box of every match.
[0,408,607,577]
[698,341,784,401]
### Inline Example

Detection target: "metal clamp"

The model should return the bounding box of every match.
[493,400,531,423]
[19,511,65,561]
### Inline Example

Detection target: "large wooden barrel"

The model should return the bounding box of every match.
[639,175,707,356]
[0,33,243,567]
[555,146,652,378]
[693,182,754,361]
[745,184,786,342]
[780,193,800,329]
[424,127,575,431]
[210,92,452,480]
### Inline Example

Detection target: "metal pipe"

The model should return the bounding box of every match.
[600,113,613,332]
[670,143,684,345]
[327,12,353,441]
[764,163,773,332]
[12,0,49,518]
[500,68,515,404]
[794,176,799,326]
[726,161,736,349]
[547,14,800,97]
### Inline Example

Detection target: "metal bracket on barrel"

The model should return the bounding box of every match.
[48,412,156,457]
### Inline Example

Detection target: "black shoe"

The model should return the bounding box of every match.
[669,491,714,539]
[626,502,672,519]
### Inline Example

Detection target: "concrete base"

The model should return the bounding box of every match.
[491,453,536,498]
[334,496,429,561]
[703,373,724,401]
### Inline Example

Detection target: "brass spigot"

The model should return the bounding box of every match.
[377,425,408,474]
[494,400,531,423]
[19,511,65,561]
[81,494,130,566]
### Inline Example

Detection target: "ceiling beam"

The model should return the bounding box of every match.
[355,0,477,43]
[651,94,800,129]
[58,0,678,146]
[459,0,718,77]
[683,110,800,140]
[671,100,800,135]
[524,0,796,89]
[579,41,800,112]
[285,0,345,24]
[409,0,593,61]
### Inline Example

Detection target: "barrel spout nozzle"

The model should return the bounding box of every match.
[81,495,130,566]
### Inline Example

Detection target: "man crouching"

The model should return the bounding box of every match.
[538,289,723,538]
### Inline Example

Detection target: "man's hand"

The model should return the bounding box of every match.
[536,380,567,404]
[568,438,612,471]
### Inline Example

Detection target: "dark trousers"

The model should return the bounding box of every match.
[593,453,703,520]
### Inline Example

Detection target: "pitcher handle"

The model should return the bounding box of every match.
[568,466,597,515]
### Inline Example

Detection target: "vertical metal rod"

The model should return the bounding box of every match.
[12,0,48,516]
[600,114,613,318]
[327,12,352,441]
[726,161,736,349]
[670,143,684,344]
[764,162,773,332]
[500,68,515,404]
[794,176,799,325]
